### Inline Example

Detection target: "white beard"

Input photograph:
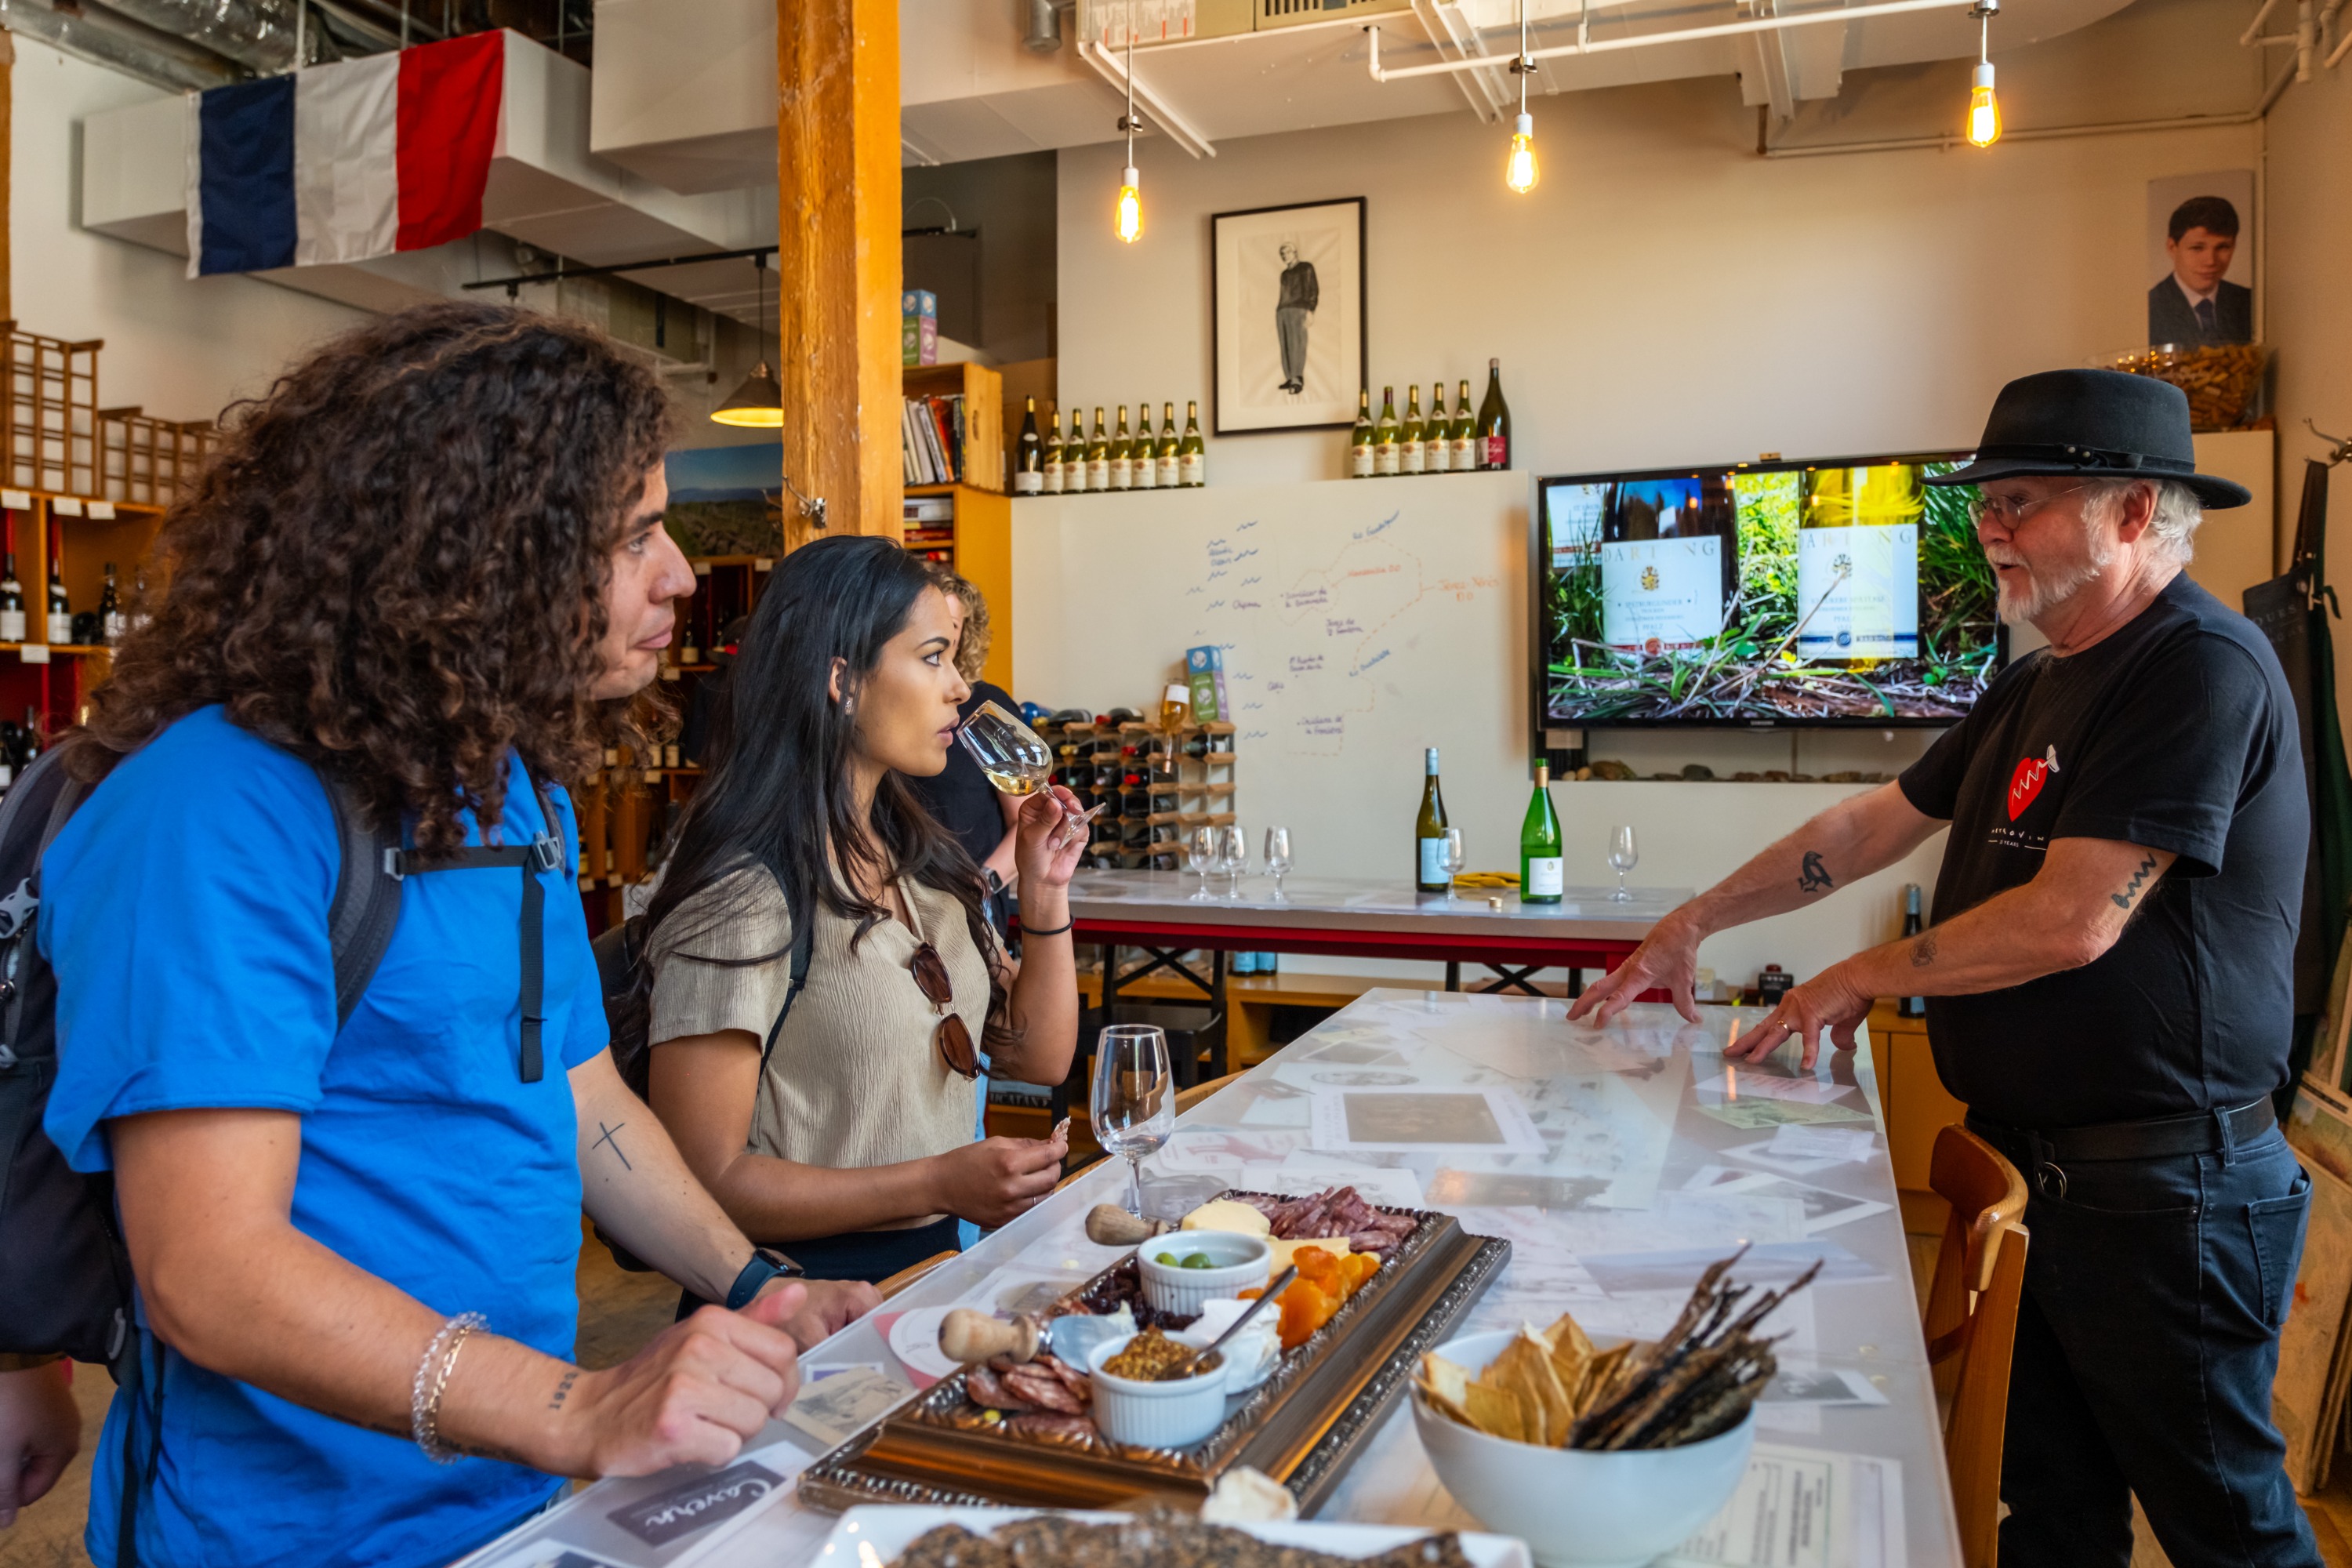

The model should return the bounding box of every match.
[1994,522,2118,625]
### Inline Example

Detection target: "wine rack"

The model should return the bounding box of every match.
[1038,713,1236,871]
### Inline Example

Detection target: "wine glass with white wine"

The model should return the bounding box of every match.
[1609,825,1639,902]
[957,700,1051,797]
[1091,1024,1174,1217]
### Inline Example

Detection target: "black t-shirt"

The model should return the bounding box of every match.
[1896,574,2305,1129]
[907,681,1019,869]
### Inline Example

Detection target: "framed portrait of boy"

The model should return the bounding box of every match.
[1210,198,1367,435]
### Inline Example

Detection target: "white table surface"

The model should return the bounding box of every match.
[1065,869,1690,940]
[466,992,1959,1568]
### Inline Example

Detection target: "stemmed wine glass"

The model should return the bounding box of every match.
[956,700,1051,796]
[1091,1024,1174,1217]
[1217,824,1248,897]
[1264,827,1293,899]
[1609,826,1639,902]
[1186,825,1218,902]
[1439,828,1466,902]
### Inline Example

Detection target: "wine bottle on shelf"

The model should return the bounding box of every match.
[1135,397,1162,489]
[1519,760,1563,905]
[1900,884,1927,1016]
[1475,358,1512,470]
[129,567,151,634]
[45,546,70,646]
[1424,375,1452,474]
[1450,379,1477,473]
[1374,387,1401,477]
[1014,397,1044,495]
[1085,407,1110,492]
[0,546,24,644]
[1042,408,1065,495]
[100,562,125,645]
[1348,390,1375,479]
[1414,746,1450,893]
[1156,403,1180,488]
[1178,401,1205,487]
[1400,385,1426,477]
[1109,405,1133,491]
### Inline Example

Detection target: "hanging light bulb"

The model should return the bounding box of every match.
[1112,0,1145,241]
[1116,165,1143,243]
[1964,1,2002,147]
[1503,0,1539,193]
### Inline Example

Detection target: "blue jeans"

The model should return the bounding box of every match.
[1976,1121,2319,1568]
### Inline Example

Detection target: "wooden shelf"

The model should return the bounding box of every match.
[686,554,775,570]
[1,641,109,656]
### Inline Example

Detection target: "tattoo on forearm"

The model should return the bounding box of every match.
[1911,931,1937,968]
[2111,854,2158,910]
[592,1120,633,1171]
[1798,851,1835,894]
[548,1369,579,1411]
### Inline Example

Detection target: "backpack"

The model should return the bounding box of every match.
[0,739,566,1367]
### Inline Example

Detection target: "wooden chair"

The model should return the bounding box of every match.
[1921,1124,2030,1568]
[876,1249,958,1300]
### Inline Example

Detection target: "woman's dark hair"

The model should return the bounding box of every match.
[630,534,1013,1050]
[76,301,672,855]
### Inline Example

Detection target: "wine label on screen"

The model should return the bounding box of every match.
[1795,524,1919,660]
[1525,856,1564,897]
[1600,536,1726,655]
[1418,837,1449,884]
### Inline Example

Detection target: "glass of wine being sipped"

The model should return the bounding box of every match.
[1091,1024,1174,1216]
[956,700,1051,797]
[1609,825,1639,902]
[1264,826,1293,899]
[1217,824,1248,897]
[1186,825,1218,902]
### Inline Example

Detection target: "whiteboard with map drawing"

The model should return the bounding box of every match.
[1008,471,1529,883]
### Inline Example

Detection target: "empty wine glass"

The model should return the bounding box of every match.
[1091,1023,1174,1216]
[1609,825,1639,902]
[1439,828,1465,902]
[1217,824,1248,896]
[958,700,1051,797]
[1264,826,1293,898]
[1185,825,1217,902]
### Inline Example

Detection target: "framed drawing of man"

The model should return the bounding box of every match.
[1210,198,1367,435]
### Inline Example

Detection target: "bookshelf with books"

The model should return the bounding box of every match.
[902,361,1003,493]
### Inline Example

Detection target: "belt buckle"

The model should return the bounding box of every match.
[2036,1161,2068,1200]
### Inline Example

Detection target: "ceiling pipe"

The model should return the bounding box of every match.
[93,0,304,72]
[0,0,244,86]
[1367,0,1982,78]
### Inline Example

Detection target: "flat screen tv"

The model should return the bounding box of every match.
[1534,452,2002,730]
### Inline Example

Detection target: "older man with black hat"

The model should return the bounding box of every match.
[1573,368,2319,1568]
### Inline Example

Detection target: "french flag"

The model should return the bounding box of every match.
[185,31,503,278]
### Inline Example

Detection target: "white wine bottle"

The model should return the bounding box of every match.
[1178,401,1206,487]
[1085,407,1110,492]
[1374,387,1401,477]
[1400,385,1426,476]
[1449,379,1476,473]
[1014,396,1044,495]
[1414,746,1450,893]
[1136,396,1163,490]
[1156,402,1180,488]
[1424,374,1451,474]
[1519,760,1563,904]
[1042,408,1065,494]
[1349,390,1375,478]
[1109,405,1134,491]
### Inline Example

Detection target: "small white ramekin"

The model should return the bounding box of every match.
[1087,1336,1231,1450]
[1137,1230,1271,1317]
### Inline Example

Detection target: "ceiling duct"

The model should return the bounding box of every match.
[0,0,244,88]
[93,0,303,72]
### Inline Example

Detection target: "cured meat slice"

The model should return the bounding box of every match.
[1002,1413,1103,1448]
[1000,1363,1086,1414]
[964,1366,1032,1411]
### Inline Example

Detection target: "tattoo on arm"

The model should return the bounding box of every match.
[1911,930,1938,969]
[592,1120,633,1171]
[548,1368,580,1411]
[2111,854,2158,911]
[1798,851,1835,894]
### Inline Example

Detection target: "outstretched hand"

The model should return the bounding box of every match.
[1722,966,1872,1070]
[1566,911,1704,1026]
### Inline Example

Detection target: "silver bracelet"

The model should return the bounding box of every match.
[410,1312,488,1464]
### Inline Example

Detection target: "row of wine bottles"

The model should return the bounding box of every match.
[1354,360,1513,480]
[1413,746,1566,901]
[1014,399,1205,495]
[0,553,132,647]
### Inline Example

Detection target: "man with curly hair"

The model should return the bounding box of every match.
[39,303,877,1568]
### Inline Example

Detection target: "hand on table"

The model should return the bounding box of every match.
[0,1360,78,1527]
[936,1126,1070,1229]
[1724,965,1872,1070]
[1566,909,1705,1025]
[550,1283,808,1478]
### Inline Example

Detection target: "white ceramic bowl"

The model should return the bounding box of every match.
[1412,1330,1756,1568]
[1087,1335,1232,1450]
[1138,1229,1270,1317]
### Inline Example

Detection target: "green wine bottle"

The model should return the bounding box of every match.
[1085,406,1110,492]
[1401,384,1426,476]
[1374,387,1401,478]
[1348,389,1375,479]
[1475,358,1512,470]
[1424,374,1451,474]
[1014,396,1044,495]
[1178,401,1206,487]
[1156,402,1180,488]
[1519,760,1563,904]
[1449,379,1476,473]
[1042,407,1065,494]
[1109,404,1134,491]
[1415,746,1450,893]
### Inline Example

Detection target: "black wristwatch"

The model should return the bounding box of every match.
[724,1247,805,1310]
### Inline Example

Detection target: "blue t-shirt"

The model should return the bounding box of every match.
[42,707,611,1568]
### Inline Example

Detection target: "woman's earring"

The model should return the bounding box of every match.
[843,696,856,716]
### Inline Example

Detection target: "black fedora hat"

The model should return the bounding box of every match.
[1924,368,2250,510]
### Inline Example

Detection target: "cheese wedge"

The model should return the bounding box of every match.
[1179,1199,1272,1237]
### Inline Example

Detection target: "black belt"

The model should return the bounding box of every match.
[1966,1098,2277,1198]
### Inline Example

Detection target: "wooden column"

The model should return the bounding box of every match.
[775,0,900,542]
[0,30,15,325]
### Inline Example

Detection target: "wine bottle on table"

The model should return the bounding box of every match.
[1900,884,1927,1016]
[0,544,24,644]
[1424,375,1451,474]
[1449,379,1476,473]
[1400,385,1425,477]
[1475,358,1512,470]
[1014,397,1044,495]
[1042,409,1065,494]
[1109,405,1133,491]
[45,544,70,646]
[1374,387,1401,477]
[1085,408,1110,492]
[1178,401,1206,487]
[1156,403,1180,488]
[1415,746,1450,893]
[1519,760,1563,904]
[100,562,125,645]
[1348,390,1375,478]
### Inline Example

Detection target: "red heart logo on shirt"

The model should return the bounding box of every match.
[2007,756,2049,820]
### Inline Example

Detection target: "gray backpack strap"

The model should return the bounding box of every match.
[318,771,402,1033]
